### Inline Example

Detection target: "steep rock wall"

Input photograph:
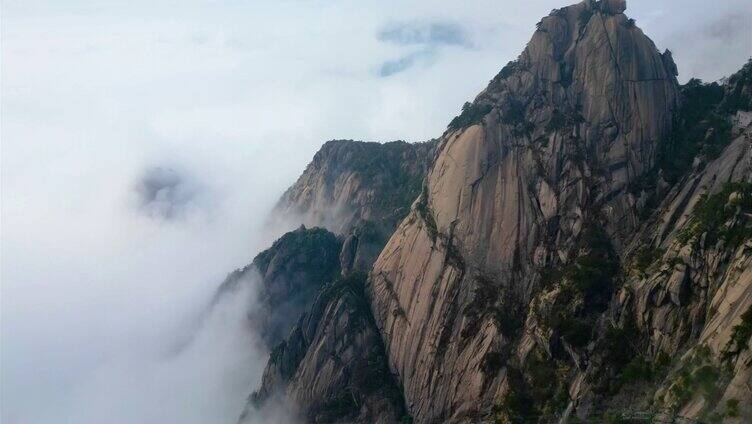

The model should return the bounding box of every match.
[243,274,409,424]
[367,1,679,421]
[275,139,437,275]
[276,139,436,236]
[233,3,752,423]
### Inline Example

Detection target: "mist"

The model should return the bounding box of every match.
[2,1,750,423]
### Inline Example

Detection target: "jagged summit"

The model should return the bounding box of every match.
[367,2,683,421]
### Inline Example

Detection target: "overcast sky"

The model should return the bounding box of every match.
[2,1,751,423]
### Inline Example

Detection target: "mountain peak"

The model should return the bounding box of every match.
[242,3,752,423]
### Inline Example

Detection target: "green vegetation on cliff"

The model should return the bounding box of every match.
[448,102,493,130]
[658,78,729,184]
[678,182,752,247]
[723,305,752,362]
[253,226,341,280]
[658,60,751,185]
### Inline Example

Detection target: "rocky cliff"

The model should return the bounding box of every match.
[216,226,342,349]
[368,0,680,420]
[275,139,437,274]
[244,273,410,424]
[233,140,436,422]
[275,139,436,235]
[235,1,752,423]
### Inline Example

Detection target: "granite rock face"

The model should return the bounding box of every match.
[276,139,436,236]
[234,2,752,423]
[275,139,437,275]
[368,1,680,421]
[237,141,434,422]
[597,109,752,422]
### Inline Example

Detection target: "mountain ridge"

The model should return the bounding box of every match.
[234,1,752,422]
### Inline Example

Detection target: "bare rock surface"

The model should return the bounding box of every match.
[234,3,752,423]
[368,1,680,421]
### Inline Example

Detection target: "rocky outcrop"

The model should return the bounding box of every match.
[367,1,679,421]
[275,139,436,274]
[230,2,752,423]
[276,139,436,236]
[588,109,752,422]
[243,274,409,424]
[229,228,410,423]
[217,225,341,348]
[236,141,437,422]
